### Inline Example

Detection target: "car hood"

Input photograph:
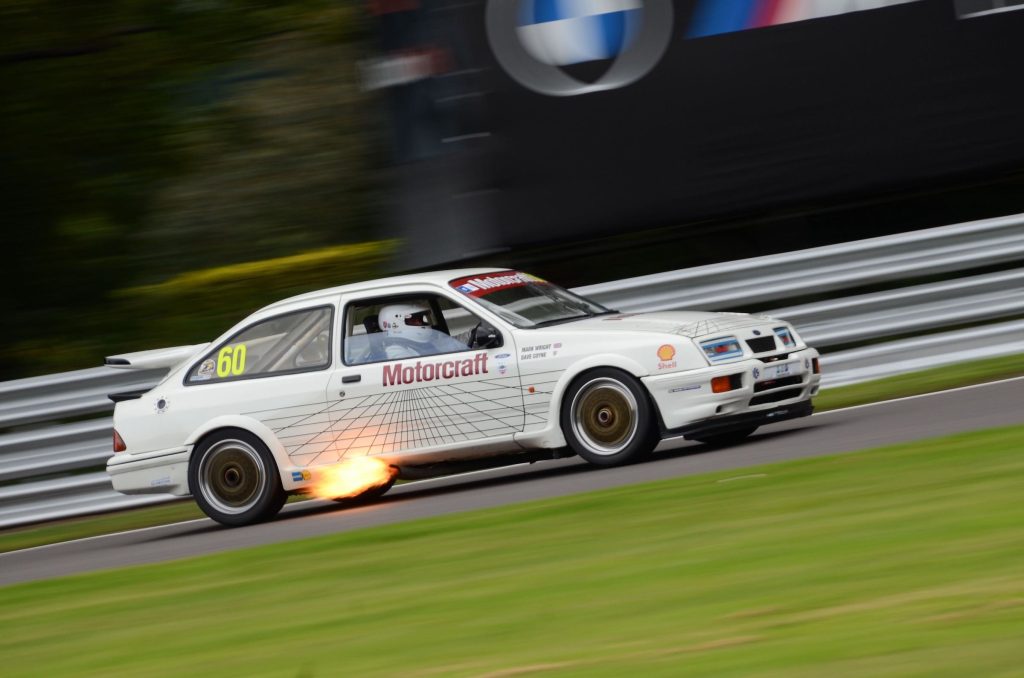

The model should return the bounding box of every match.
[560,311,779,339]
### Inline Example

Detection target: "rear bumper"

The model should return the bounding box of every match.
[663,399,813,439]
[107,447,191,496]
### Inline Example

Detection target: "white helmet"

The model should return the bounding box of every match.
[379,302,434,344]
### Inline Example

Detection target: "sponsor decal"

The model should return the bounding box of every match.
[669,384,701,393]
[657,344,677,370]
[150,476,171,487]
[687,0,922,39]
[383,352,489,386]
[486,0,674,97]
[154,397,170,414]
[291,470,312,482]
[450,271,545,298]
[499,364,508,375]
[495,353,511,359]
[752,329,761,336]
[753,367,761,380]
[194,358,215,381]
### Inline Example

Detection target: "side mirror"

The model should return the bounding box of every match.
[472,324,502,349]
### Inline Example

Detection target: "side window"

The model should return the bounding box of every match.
[186,306,333,384]
[344,294,495,366]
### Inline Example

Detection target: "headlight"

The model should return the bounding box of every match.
[700,336,743,361]
[774,327,796,348]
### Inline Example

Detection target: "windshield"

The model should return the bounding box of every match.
[449,271,613,328]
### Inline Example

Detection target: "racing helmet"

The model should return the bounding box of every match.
[379,302,434,343]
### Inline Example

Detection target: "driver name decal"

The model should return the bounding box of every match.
[383,352,489,387]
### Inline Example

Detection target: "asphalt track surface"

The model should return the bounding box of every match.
[2,378,1023,587]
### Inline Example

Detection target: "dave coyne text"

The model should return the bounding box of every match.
[382,352,489,386]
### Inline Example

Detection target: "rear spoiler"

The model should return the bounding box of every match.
[105,343,210,372]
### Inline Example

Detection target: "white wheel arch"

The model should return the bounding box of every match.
[184,415,295,490]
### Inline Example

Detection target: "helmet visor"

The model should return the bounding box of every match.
[404,310,432,327]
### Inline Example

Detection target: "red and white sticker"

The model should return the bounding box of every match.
[450,271,545,297]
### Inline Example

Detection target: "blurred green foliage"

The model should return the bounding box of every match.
[117,239,397,349]
[0,1,389,379]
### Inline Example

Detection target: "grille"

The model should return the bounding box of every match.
[753,375,803,393]
[750,388,803,406]
[746,336,777,353]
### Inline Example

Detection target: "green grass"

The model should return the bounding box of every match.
[2,352,1022,555]
[2,425,1023,677]
[815,352,1024,412]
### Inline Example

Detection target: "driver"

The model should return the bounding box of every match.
[379,302,468,359]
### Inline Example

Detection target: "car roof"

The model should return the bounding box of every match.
[259,267,512,312]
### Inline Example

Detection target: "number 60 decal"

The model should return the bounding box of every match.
[216,344,247,377]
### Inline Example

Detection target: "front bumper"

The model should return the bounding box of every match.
[665,400,813,439]
[642,347,821,433]
[107,447,191,496]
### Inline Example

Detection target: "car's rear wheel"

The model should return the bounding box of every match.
[189,429,287,527]
[691,426,758,447]
[561,369,659,467]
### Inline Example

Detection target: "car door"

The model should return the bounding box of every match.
[321,288,524,462]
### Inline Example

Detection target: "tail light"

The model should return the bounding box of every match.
[113,429,127,453]
[812,358,821,374]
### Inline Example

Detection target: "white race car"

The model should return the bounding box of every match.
[106,270,821,525]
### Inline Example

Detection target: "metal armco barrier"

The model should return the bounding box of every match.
[3,213,1023,528]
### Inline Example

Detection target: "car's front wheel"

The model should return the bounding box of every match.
[561,369,659,467]
[188,429,287,527]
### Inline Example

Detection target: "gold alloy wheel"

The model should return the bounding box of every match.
[198,439,268,515]
[570,377,640,456]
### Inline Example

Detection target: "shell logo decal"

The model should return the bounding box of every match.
[657,345,676,361]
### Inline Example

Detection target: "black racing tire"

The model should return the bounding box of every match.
[560,368,659,467]
[188,428,287,527]
[691,426,758,447]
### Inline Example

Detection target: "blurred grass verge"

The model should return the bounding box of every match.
[2,425,1023,676]
[814,352,1024,411]
[1,352,1022,554]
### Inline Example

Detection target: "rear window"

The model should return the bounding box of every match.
[186,306,333,384]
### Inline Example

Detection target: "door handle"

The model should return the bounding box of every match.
[341,374,361,384]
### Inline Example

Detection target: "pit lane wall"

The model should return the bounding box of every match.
[2,212,1023,528]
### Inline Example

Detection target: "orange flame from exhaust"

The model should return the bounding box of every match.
[308,457,396,501]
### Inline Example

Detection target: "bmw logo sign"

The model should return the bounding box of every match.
[486,0,674,96]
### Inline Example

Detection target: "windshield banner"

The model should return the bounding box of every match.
[450,272,546,297]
